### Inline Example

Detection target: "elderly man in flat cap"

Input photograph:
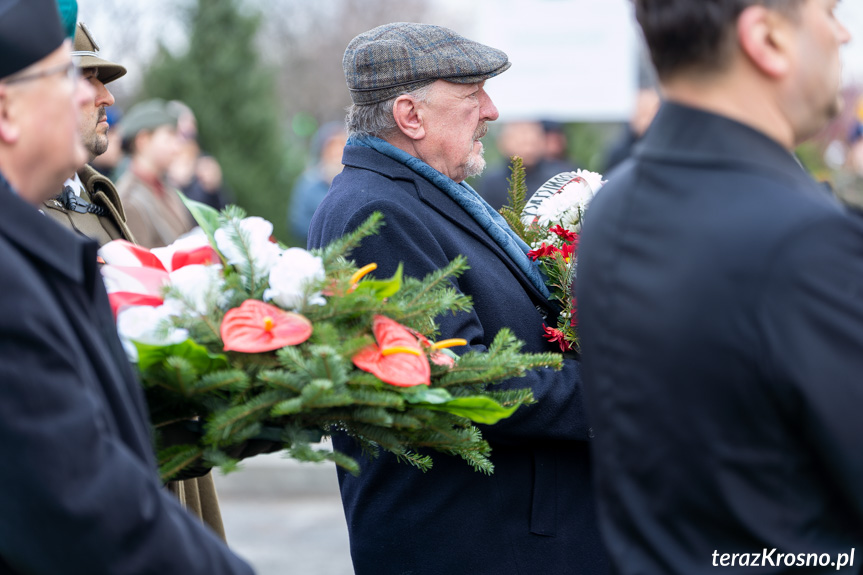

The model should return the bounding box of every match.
[308,22,609,575]
[0,1,253,573]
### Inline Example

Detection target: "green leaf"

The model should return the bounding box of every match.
[353,263,403,300]
[178,190,221,247]
[402,387,453,405]
[419,396,520,424]
[135,339,229,374]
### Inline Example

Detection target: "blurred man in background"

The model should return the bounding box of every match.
[0,0,252,572]
[288,121,347,241]
[476,119,577,210]
[167,100,231,212]
[578,1,860,573]
[116,98,195,248]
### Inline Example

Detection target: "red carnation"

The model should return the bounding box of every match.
[549,225,578,243]
[527,243,561,261]
[543,325,571,353]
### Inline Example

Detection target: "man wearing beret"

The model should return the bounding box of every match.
[308,22,608,575]
[116,98,195,248]
[0,0,252,572]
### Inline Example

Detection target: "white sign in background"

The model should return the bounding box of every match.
[464,0,640,122]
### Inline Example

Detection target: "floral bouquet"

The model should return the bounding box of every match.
[99,197,561,480]
[499,158,605,353]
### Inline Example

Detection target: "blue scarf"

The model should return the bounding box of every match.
[349,135,550,298]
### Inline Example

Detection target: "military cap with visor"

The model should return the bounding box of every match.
[72,22,126,84]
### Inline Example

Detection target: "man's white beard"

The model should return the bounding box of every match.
[464,143,486,178]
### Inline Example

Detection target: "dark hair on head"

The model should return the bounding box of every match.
[635,0,803,82]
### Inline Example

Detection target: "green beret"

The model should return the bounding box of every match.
[119,99,180,141]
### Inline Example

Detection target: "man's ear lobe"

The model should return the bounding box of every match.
[0,89,21,145]
[393,95,425,140]
[738,5,791,79]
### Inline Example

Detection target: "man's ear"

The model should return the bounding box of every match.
[0,87,21,145]
[393,95,425,140]
[737,5,791,79]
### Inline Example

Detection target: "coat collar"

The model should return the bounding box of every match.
[636,102,814,190]
[341,145,553,307]
[0,176,94,285]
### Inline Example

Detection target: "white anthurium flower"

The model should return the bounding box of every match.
[116,305,189,362]
[264,247,326,310]
[151,227,213,271]
[214,216,281,278]
[165,264,225,316]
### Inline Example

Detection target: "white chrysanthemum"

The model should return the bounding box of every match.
[535,175,600,231]
[214,216,282,278]
[264,247,327,310]
[116,305,189,362]
[573,169,606,194]
[165,264,225,316]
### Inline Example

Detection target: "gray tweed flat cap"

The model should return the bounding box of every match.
[344,22,511,106]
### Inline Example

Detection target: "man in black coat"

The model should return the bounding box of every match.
[308,22,608,575]
[577,1,861,573]
[0,1,252,572]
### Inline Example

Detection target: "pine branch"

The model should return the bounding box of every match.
[499,156,529,237]
[158,445,204,482]
[313,212,384,268]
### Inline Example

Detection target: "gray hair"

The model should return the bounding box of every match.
[345,83,434,139]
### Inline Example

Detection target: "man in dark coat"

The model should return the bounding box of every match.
[577,1,861,573]
[308,22,608,575]
[0,1,252,572]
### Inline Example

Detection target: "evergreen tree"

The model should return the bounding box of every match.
[142,0,300,242]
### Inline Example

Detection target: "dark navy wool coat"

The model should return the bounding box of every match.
[578,102,863,574]
[0,179,252,575]
[308,145,609,575]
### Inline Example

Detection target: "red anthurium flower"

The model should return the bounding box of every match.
[549,225,578,243]
[543,325,571,353]
[527,243,562,261]
[408,328,467,367]
[221,300,313,353]
[352,315,430,387]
